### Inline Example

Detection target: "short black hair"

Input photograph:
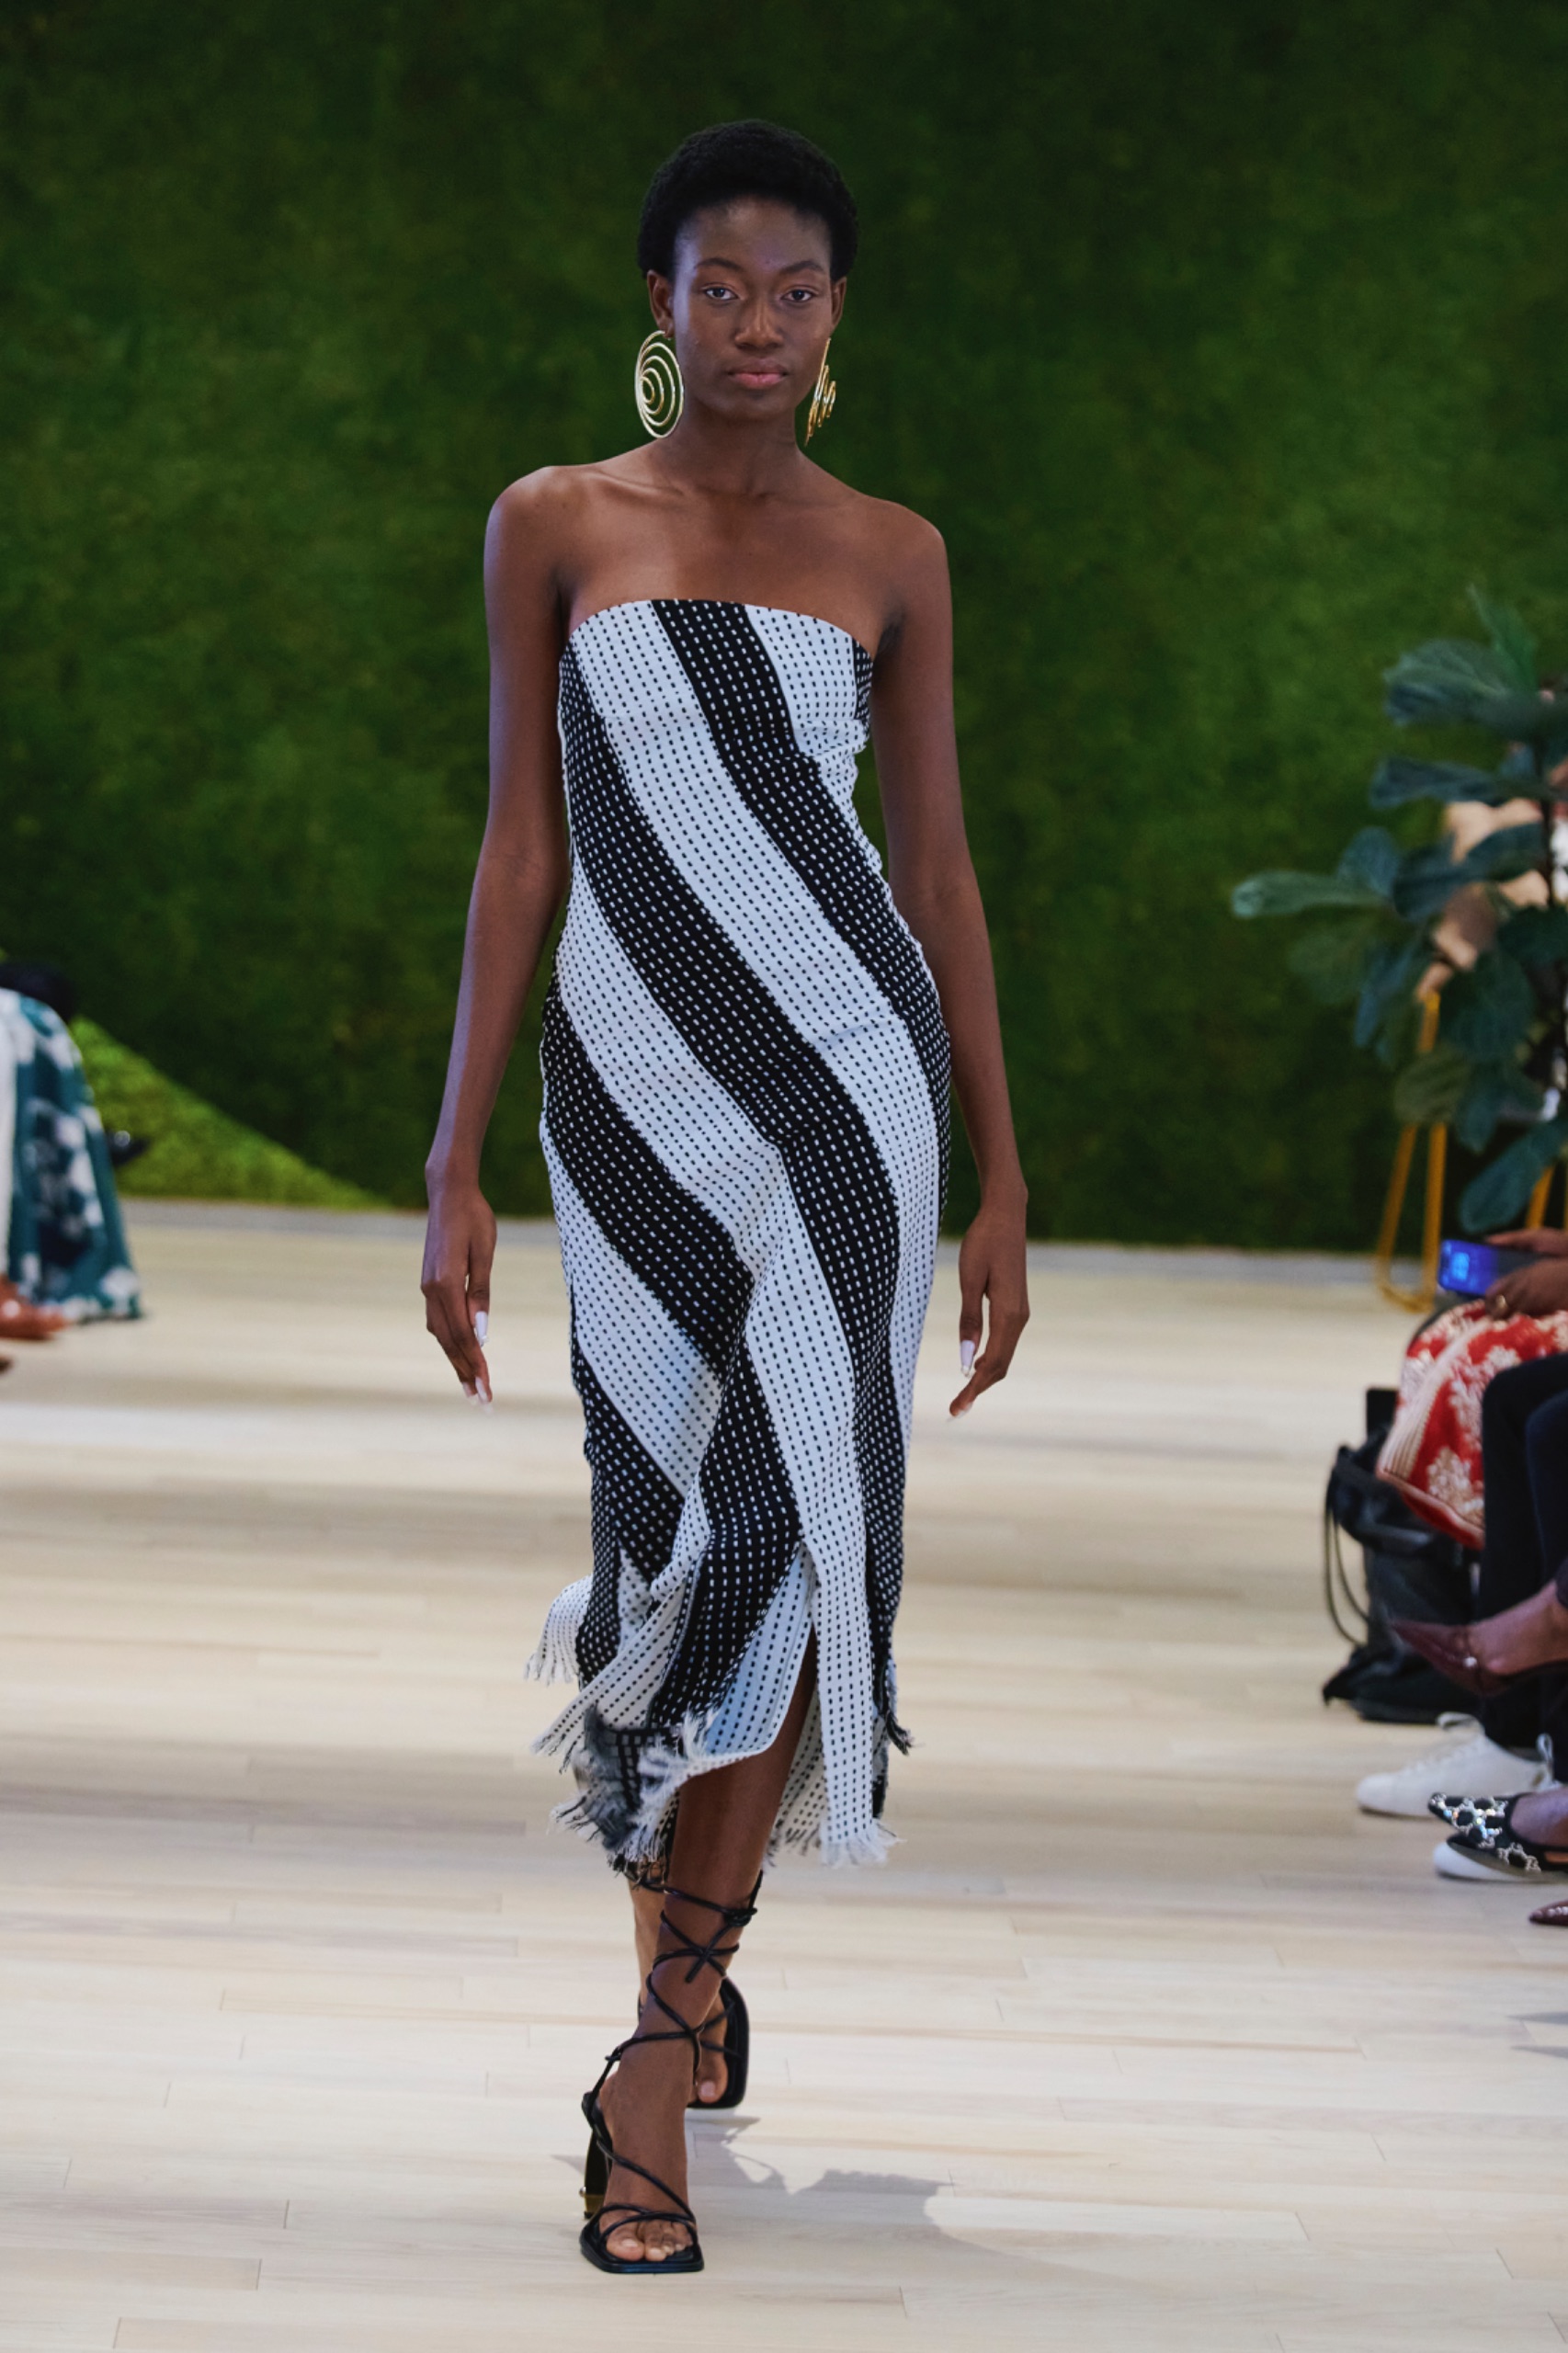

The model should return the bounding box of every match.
[637,120,858,281]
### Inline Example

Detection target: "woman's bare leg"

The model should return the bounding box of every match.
[598,1654,814,2263]
[630,1881,728,2105]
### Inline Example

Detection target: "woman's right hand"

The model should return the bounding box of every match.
[1488,1227,1568,1258]
[421,1175,498,1401]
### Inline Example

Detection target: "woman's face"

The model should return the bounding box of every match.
[649,198,845,430]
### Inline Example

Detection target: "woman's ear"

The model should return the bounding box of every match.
[829,278,847,330]
[646,270,675,335]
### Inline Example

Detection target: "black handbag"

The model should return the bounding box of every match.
[1320,1387,1477,1722]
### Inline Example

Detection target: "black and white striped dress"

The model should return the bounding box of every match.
[528,599,949,1868]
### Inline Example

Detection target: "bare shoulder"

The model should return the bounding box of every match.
[487,461,601,551]
[818,482,949,648]
[829,480,947,597]
[820,473,942,556]
[487,452,655,578]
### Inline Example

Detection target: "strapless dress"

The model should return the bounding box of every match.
[528,597,949,1867]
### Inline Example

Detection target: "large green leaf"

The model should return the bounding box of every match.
[1369,756,1513,808]
[1233,824,1404,918]
[1392,819,1545,920]
[1286,919,1381,1006]
[1460,1117,1568,1233]
[1392,1040,1469,1126]
[1384,637,1568,741]
[1337,825,1402,895]
[1441,950,1537,1061]
[1384,637,1516,723]
[1454,1059,1545,1154]
[1497,904,1568,967]
[1232,870,1387,917]
[1355,937,1427,1053]
[1462,820,1551,883]
[1470,587,1540,694]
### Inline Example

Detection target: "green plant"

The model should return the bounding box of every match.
[1233,594,1568,1232]
[75,1020,381,1207]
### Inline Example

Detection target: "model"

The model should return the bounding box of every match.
[421,120,1028,2274]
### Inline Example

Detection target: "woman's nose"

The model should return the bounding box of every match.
[735,302,783,347]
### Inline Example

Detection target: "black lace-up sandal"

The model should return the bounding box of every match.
[619,1874,751,2116]
[579,1878,760,2274]
[691,1975,749,2112]
[1428,1791,1568,1876]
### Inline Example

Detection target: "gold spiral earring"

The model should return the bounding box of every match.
[805,340,837,442]
[634,330,684,438]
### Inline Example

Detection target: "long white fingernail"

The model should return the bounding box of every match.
[461,1382,477,1400]
[477,1378,492,1406]
[960,1340,976,1374]
[472,1311,488,1346]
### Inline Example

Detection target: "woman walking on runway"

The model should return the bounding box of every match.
[422,120,1028,2273]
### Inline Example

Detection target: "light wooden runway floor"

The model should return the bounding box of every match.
[0,1207,1564,2351]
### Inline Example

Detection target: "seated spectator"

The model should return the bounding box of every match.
[1355,1229,1568,1829]
[1375,1230,1568,1549]
[0,978,140,1322]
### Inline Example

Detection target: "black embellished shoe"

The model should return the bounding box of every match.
[578,1878,759,2273]
[1428,1790,1568,1876]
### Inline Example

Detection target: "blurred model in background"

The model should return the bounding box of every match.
[0,963,140,1328]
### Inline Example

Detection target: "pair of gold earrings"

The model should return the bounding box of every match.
[634,331,836,442]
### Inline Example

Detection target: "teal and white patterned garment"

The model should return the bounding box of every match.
[0,991,140,1321]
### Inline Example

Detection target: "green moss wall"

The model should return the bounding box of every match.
[5,0,1567,1242]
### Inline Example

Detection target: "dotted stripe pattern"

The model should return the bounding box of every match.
[567,1317,680,1683]
[541,979,753,1377]
[532,600,945,1865]
[560,640,905,1689]
[656,598,951,1170]
[657,601,949,1700]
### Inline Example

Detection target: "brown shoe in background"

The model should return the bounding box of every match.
[0,1281,67,1341]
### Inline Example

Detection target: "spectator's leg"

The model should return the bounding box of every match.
[1527,1388,1568,1600]
[1475,1361,1568,1750]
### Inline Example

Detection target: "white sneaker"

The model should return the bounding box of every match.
[1432,1837,1514,1881]
[1356,1714,1549,1818]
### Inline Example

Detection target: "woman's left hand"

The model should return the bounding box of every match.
[1485,1256,1568,1319]
[951,1196,1030,1415]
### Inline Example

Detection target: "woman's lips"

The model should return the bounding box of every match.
[731,368,786,388]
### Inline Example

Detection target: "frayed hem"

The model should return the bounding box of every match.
[539,1713,900,1875]
[816,1823,899,1868]
[524,1576,591,1685]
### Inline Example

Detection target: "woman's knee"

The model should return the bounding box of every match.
[1525,1386,1568,1472]
[1490,1358,1568,1446]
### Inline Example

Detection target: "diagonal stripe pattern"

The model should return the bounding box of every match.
[528,600,949,1868]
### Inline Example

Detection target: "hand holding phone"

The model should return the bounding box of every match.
[1437,1239,1535,1298]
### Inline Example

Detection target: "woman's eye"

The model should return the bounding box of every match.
[700,284,737,301]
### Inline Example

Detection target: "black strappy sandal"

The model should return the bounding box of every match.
[1428,1790,1568,1876]
[691,1974,749,2112]
[579,1878,759,2274]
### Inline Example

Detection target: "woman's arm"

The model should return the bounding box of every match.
[421,478,572,1397]
[869,519,1030,1415]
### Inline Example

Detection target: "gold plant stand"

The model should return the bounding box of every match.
[1373,994,1446,1313]
[1373,991,1557,1312]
